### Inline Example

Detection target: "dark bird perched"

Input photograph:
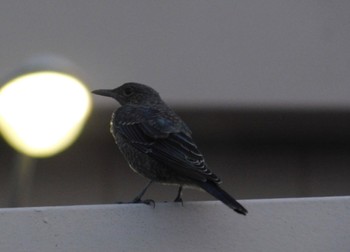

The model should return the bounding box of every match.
[92,82,248,215]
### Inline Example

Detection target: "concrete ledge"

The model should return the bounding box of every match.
[0,197,349,251]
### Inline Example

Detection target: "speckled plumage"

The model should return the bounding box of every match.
[92,82,247,215]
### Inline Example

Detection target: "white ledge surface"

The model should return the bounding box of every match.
[0,197,349,252]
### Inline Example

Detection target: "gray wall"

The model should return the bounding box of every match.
[0,1,350,107]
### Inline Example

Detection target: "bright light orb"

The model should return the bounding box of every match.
[0,71,92,157]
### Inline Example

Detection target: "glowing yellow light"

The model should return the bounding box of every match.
[0,71,92,157]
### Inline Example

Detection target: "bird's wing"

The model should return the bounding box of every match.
[115,106,221,183]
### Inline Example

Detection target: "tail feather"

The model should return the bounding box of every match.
[197,181,248,215]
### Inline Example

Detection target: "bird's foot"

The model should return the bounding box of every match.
[114,198,155,208]
[132,197,156,208]
[174,196,184,206]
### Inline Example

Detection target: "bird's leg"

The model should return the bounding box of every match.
[174,185,184,206]
[132,180,155,207]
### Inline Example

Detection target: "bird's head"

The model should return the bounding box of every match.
[92,82,162,106]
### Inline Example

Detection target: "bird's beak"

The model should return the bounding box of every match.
[91,89,115,98]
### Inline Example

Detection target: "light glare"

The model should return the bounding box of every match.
[0,71,92,157]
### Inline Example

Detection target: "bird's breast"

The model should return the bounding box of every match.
[109,113,118,140]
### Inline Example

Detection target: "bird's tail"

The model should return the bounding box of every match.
[197,181,248,215]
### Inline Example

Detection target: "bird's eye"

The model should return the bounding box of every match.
[123,87,133,96]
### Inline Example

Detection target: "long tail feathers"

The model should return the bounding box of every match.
[197,181,248,215]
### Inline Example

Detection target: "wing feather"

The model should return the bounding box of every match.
[114,106,221,183]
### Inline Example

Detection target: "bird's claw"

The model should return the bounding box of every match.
[114,198,155,208]
[132,197,155,208]
[142,199,156,208]
[174,197,184,206]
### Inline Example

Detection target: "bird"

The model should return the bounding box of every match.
[92,82,248,215]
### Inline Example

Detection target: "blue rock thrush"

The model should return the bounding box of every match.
[92,82,247,215]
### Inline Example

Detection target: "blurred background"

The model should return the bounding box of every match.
[0,1,350,207]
